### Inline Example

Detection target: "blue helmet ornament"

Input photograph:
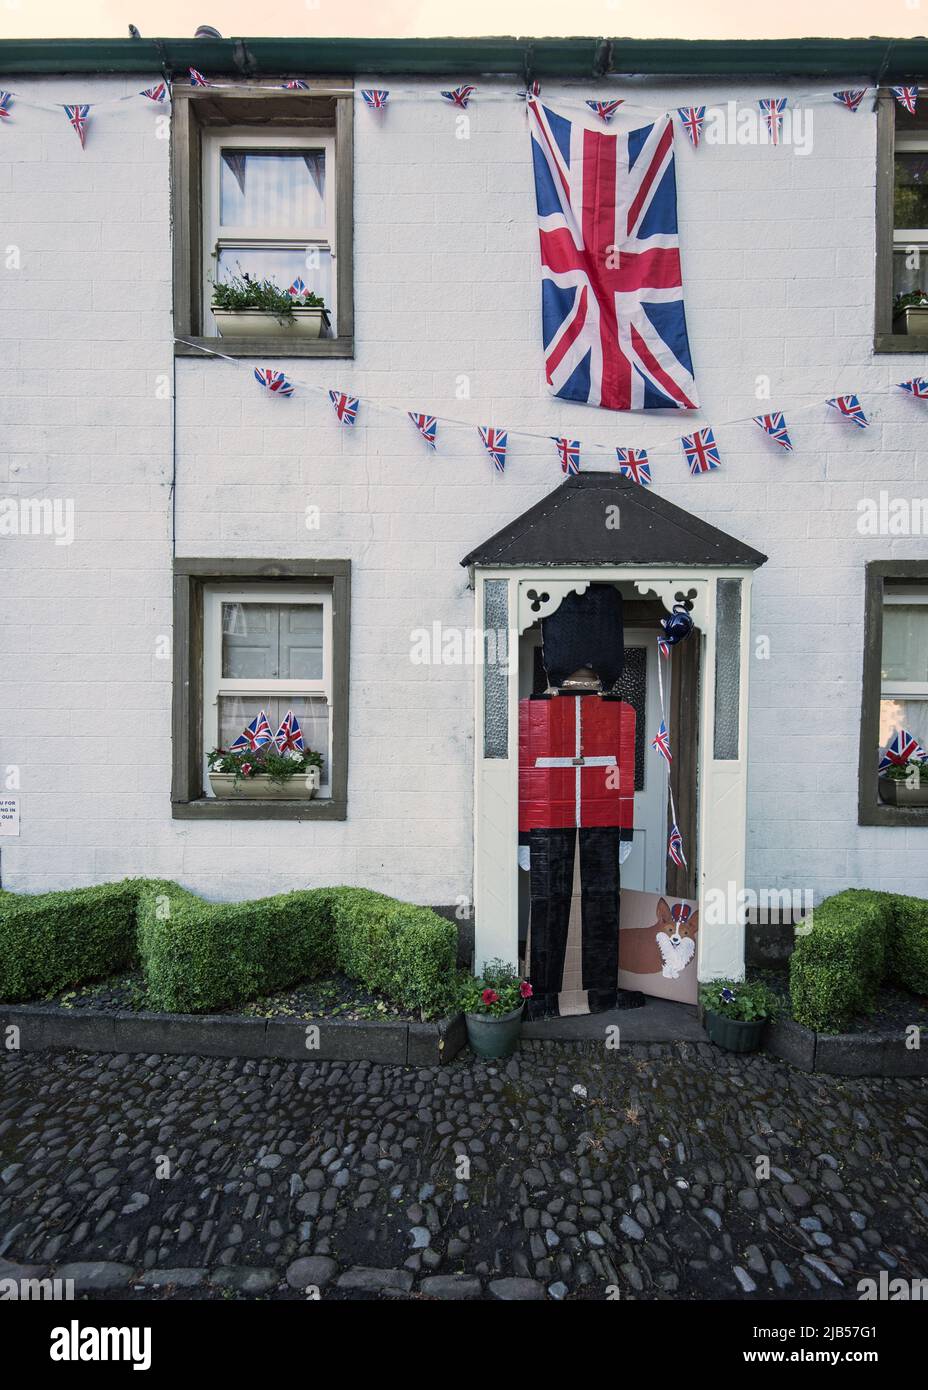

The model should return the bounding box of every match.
[660,605,694,648]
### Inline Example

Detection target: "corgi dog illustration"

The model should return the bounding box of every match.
[619,897,698,979]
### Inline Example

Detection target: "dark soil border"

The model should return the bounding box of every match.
[763,1016,927,1076]
[0,1003,466,1066]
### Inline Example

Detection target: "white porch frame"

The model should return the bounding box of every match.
[471,565,756,984]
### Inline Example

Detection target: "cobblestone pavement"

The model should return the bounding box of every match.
[1,1043,926,1301]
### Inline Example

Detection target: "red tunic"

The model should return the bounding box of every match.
[519,696,636,833]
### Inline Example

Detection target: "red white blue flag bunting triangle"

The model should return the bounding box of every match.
[478,427,508,473]
[409,413,438,448]
[63,104,91,147]
[189,68,212,88]
[616,447,651,486]
[553,437,580,475]
[0,91,12,119]
[441,85,475,109]
[897,378,928,399]
[834,89,866,112]
[682,426,721,475]
[759,98,787,144]
[827,394,868,428]
[586,99,624,123]
[254,368,294,396]
[141,83,167,103]
[650,720,672,765]
[677,106,706,147]
[282,80,310,90]
[752,411,793,450]
[891,85,918,114]
[329,390,359,425]
[668,820,686,868]
[361,89,389,109]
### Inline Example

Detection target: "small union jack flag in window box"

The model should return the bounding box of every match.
[682,426,721,475]
[230,710,274,752]
[440,85,475,109]
[274,710,305,754]
[616,447,651,486]
[879,729,927,771]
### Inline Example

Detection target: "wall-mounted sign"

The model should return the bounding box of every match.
[0,799,20,837]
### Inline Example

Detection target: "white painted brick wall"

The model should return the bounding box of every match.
[1,74,927,907]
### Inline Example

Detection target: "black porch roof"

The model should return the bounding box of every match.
[460,472,767,569]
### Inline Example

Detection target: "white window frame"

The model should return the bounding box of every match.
[893,131,928,282]
[202,126,337,336]
[881,584,928,702]
[203,583,334,795]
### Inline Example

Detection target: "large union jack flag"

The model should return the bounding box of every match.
[528,98,698,412]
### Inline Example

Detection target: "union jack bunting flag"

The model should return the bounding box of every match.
[898,378,928,399]
[230,710,273,753]
[753,411,793,451]
[527,97,698,411]
[827,394,868,429]
[759,97,787,144]
[658,635,671,658]
[441,85,475,109]
[254,368,294,397]
[288,277,307,296]
[329,390,359,425]
[409,412,438,448]
[361,89,390,109]
[520,81,541,100]
[616,446,651,486]
[282,80,309,90]
[879,728,927,770]
[650,720,672,765]
[892,85,918,114]
[63,104,91,148]
[274,709,304,754]
[553,437,581,475]
[189,68,212,87]
[677,106,706,148]
[140,83,167,103]
[682,425,721,475]
[834,89,866,113]
[0,91,12,118]
[586,99,624,123]
[478,426,509,473]
[668,822,686,868]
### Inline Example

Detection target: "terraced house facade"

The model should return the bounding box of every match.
[1,33,927,985]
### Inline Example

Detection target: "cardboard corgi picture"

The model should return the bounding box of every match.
[618,891,699,1004]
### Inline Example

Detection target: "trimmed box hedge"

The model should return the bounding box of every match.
[0,879,458,1020]
[790,888,928,1032]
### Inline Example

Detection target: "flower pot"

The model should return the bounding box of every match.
[704,1009,767,1054]
[212,307,329,340]
[208,767,320,799]
[878,775,928,806]
[893,304,928,335]
[464,1004,524,1060]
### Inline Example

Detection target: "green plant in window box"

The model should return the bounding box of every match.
[878,757,928,806]
[892,289,928,335]
[210,271,329,340]
[207,744,323,799]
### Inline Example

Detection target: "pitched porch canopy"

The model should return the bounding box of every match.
[462,472,767,983]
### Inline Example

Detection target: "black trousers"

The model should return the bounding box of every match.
[528,825,621,1015]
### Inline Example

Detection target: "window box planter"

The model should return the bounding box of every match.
[877,775,928,806]
[212,307,330,340]
[208,767,321,799]
[464,1003,524,1060]
[892,305,928,335]
[704,1009,766,1053]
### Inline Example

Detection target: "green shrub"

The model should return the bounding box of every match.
[789,888,928,1032]
[0,879,146,1002]
[1,877,458,1020]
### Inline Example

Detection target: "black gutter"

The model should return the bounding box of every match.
[0,35,927,80]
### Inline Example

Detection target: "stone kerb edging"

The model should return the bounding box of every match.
[763,1017,927,1076]
[0,1005,467,1067]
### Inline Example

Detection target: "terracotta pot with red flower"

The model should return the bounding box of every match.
[459,960,532,1060]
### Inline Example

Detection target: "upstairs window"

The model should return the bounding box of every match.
[876,89,928,348]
